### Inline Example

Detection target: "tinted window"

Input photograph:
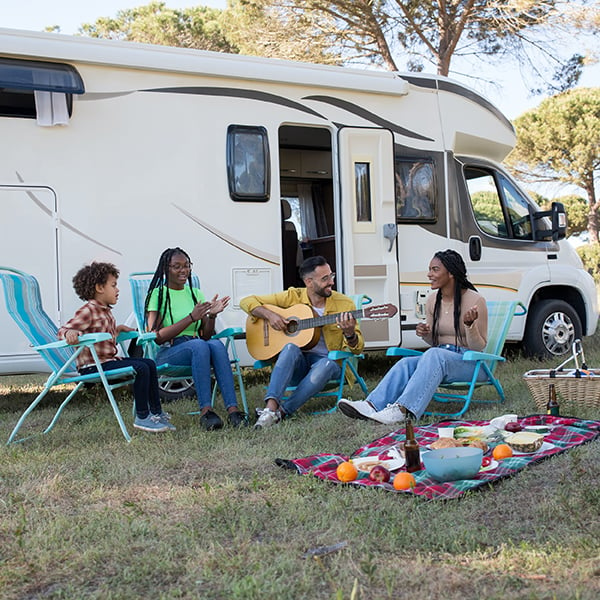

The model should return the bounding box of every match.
[226,125,270,201]
[395,158,436,221]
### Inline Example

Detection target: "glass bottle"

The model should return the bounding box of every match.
[546,383,560,416]
[404,418,421,473]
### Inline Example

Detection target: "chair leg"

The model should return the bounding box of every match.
[92,363,132,443]
[233,362,249,415]
[43,382,85,434]
[6,383,56,444]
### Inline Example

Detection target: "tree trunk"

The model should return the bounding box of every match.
[586,176,599,243]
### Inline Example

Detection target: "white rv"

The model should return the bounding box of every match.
[0,28,597,374]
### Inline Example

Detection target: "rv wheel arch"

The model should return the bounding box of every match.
[522,299,582,358]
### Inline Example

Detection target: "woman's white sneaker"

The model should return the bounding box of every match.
[337,399,376,421]
[369,403,407,425]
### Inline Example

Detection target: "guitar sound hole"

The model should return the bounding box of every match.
[286,320,299,334]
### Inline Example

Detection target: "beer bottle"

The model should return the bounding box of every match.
[546,383,560,416]
[404,418,421,473]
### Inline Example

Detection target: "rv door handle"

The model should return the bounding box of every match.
[383,223,398,252]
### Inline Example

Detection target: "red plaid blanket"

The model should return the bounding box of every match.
[275,415,600,500]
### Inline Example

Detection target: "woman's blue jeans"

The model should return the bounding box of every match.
[156,337,238,411]
[265,343,341,415]
[367,346,488,419]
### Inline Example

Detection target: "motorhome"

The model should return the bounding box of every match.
[0,28,597,374]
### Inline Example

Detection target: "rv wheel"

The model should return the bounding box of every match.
[158,378,196,401]
[523,299,582,358]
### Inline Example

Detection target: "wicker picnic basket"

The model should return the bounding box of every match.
[523,340,600,411]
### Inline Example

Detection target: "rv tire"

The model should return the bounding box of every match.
[158,378,196,402]
[523,299,582,358]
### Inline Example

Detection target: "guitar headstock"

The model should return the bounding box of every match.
[363,304,398,319]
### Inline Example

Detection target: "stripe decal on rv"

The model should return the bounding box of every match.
[303,95,434,141]
[142,87,326,119]
[15,172,122,255]
[172,203,280,265]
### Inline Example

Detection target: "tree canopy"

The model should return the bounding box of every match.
[79,1,237,53]
[506,87,600,240]
[229,0,599,92]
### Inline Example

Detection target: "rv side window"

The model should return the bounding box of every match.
[226,125,270,202]
[395,158,436,221]
[354,162,372,222]
[0,58,83,120]
[465,167,533,240]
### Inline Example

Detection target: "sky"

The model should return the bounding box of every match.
[1,0,598,122]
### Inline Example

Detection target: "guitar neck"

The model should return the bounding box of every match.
[296,309,364,331]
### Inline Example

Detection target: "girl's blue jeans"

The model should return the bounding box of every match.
[156,336,238,411]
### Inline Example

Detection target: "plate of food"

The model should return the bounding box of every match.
[352,448,405,473]
[427,437,490,454]
[510,441,555,455]
[479,458,499,472]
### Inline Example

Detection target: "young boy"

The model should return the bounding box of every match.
[58,261,174,433]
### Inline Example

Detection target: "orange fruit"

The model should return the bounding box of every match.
[336,460,358,482]
[393,472,416,490]
[492,444,513,460]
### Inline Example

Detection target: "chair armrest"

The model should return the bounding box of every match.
[36,332,112,350]
[328,350,364,360]
[386,347,423,358]
[134,332,157,345]
[212,327,244,340]
[115,330,139,343]
[462,350,505,363]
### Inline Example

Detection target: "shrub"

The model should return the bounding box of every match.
[577,243,600,283]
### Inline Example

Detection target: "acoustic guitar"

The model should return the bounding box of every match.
[246,303,398,361]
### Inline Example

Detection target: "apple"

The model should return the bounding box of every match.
[369,465,391,483]
[504,421,522,433]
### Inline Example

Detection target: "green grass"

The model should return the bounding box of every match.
[1,337,599,600]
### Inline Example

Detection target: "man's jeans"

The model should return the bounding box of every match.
[265,343,341,415]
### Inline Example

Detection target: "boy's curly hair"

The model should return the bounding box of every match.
[72,262,120,301]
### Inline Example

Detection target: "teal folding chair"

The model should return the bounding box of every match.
[129,272,248,414]
[386,300,526,418]
[252,294,371,415]
[0,266,140,444]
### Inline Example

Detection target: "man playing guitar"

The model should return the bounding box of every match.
[240,255,364,429]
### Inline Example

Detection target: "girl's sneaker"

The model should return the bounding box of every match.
[152,411,176,431]
[134,414,169,432]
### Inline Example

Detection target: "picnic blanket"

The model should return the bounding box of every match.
[275,415,600,500]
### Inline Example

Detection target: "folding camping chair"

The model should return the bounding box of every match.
[251,294,371,415]
[128,272,248,414]
[0,266,141,444]
[386,300,526,418]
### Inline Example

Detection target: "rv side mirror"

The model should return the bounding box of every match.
[551,202,567,241]
[532,202,567,242]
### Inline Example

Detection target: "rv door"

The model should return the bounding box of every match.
[337,127,401,348]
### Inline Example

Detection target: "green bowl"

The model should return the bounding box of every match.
[422,446,483,482]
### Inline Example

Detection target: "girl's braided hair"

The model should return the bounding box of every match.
[144,247,199,334]
[431,249,477,347]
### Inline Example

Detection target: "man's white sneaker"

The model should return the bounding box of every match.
[254,407,282,429]
[337,398,376,421]
[369,403,407,425]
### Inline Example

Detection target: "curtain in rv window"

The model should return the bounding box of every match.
[0,58,84,122]
[395,158,436,221]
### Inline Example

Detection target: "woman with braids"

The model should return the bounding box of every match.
[145,248,247,430]
[338,249,488,425]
